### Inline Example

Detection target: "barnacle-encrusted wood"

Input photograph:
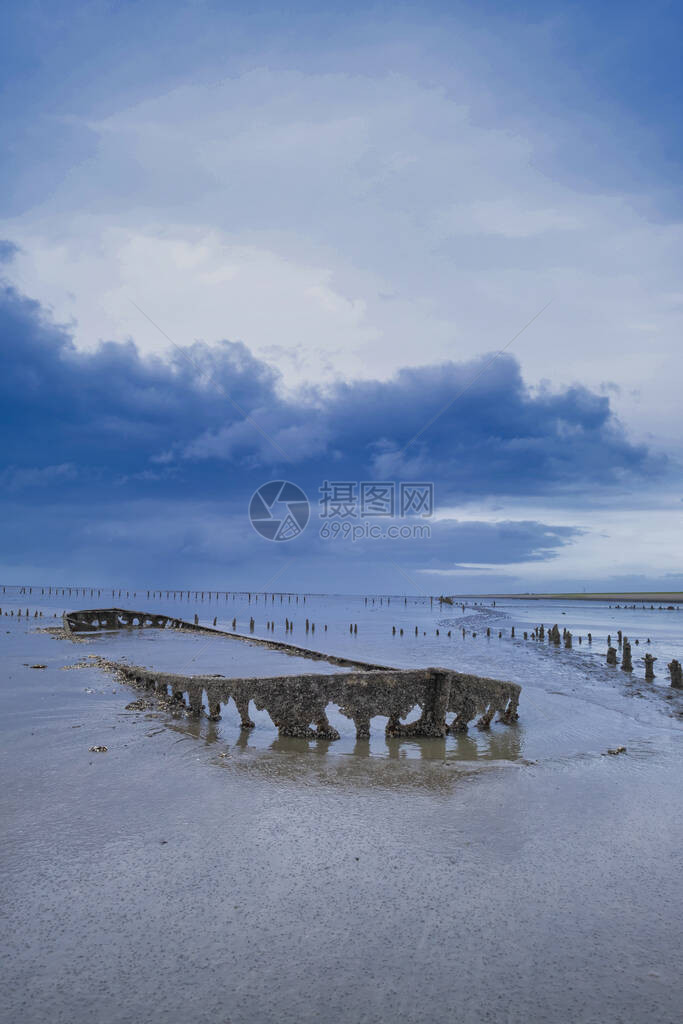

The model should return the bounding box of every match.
[112,663,520,739]
[64,608,521,738]
[63,607,389,670]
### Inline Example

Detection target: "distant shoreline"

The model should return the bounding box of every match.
[455,592,683,603]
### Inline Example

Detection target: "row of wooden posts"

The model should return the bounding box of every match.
[4,601,681,688]
[4,593,683,689]
[1,608,44,617]
[7,586,312,604]
[383,618,683,689]
[541,622,681,687]
[9,586,450,606]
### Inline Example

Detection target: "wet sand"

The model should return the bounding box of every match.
[1,596,683,1023]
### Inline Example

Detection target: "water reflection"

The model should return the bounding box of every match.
[159,698,522,765]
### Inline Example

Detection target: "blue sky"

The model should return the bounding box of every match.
[1,1,682,592]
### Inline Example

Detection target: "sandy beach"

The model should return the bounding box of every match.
[2,590,682,1024]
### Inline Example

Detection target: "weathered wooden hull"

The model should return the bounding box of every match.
[65,607,521,738]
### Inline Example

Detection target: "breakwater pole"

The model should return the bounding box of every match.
[621,640,633,672]
[669,660,682,689]
[548,624,561,645]
[643,654,657,680]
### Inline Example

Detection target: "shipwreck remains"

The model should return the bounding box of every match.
[62,607,388,671]
[111,662,521,740]
[64,608,521,740]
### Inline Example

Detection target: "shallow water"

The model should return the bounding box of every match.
[1,587,682,1023]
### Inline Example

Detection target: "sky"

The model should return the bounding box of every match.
[1,0,682,594]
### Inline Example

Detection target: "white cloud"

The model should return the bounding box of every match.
[3,223,380,384]
[439,198,583,238]
[3,67,682,444]
[0,463,78,492]
[431,494,683,586]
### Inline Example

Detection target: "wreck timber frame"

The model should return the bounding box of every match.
[64,608,521,739]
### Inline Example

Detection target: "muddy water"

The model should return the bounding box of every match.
[1,588,682,1023]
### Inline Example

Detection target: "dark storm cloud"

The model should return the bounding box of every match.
[0,279,660,505]
[0,277,662,584]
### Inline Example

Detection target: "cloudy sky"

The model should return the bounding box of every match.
[1,0,681,593]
